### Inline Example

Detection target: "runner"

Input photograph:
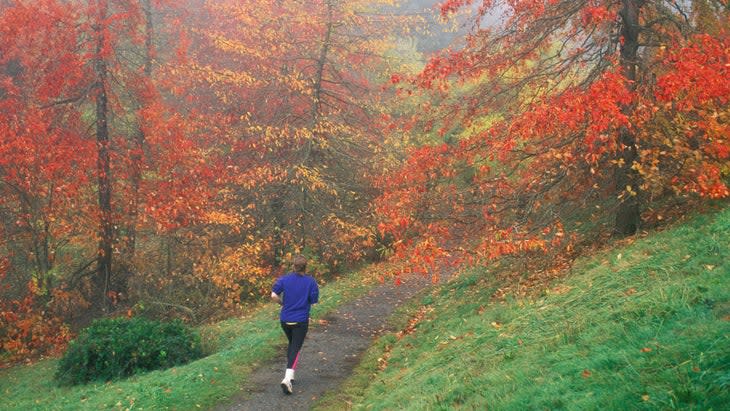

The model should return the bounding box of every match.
[271,255,319,395]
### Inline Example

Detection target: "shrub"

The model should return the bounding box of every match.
[55,317,203,386]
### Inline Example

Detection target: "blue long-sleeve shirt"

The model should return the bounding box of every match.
[272,272,319,322]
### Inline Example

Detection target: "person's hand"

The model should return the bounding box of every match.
[271,291,282,305]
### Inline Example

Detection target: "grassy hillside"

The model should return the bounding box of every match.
[317,205,730,410]
[0,271,376,411]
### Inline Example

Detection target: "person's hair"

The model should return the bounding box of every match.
[292,255,307,273]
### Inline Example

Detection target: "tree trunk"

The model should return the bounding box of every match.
[614,0,642,236]
[93,0,114,311]
[300,0,334,250]
[126,0,154,259]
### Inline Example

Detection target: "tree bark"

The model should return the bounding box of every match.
[614,0,643,236]
[299,0,334,250]
[126,0,154,258]
[93,0,114,311]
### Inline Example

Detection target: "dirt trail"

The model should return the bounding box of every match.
[215,274,440,411]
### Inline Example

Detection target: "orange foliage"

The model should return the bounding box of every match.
[0,282,71,363]
[192,243,271,310]
[377,1,729,277]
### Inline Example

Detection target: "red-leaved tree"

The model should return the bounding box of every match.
[377,0,729,275]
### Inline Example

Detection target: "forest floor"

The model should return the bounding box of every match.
[215,272,445,411]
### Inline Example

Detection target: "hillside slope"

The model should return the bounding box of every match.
[317,205,730,410]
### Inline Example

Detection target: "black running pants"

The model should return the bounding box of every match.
[281,321,308,369]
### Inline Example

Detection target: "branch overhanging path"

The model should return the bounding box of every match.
[217,272,448,411]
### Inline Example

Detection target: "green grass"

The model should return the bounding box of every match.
[316,206,730,410]
[0,270,375,410]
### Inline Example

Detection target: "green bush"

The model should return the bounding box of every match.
[55,317,204,386]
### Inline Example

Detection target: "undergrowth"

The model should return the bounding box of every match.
[316,205,730,410]
[55,318,204,386]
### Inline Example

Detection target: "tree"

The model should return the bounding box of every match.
[1,0,208,318]
[1,0,92,295]
[81,0,210,311]
[89,0,113,311]
[124,0,155,259]
[182,0,415,274]
[377,0,729,271]
[0,0,89,357]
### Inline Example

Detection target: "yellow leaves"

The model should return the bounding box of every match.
[192,63,257,87]
[550,150,574,161]
[233,164,287,189]
[192,244,269,305]
[294,165,338,197]
[203,211,245,227]
[280,71,314,95]
[204,31,267,60]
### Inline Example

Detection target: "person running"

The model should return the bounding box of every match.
[271,255,319,395]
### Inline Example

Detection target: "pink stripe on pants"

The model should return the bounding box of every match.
[292,352,300,370]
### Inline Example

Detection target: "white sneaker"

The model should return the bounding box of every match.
[280,379,292,395]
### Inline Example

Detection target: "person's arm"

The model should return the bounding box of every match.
[272,277,284,305]
[271,291,282,305]
[309,280,319,304]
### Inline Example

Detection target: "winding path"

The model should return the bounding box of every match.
[215,274,439,410]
